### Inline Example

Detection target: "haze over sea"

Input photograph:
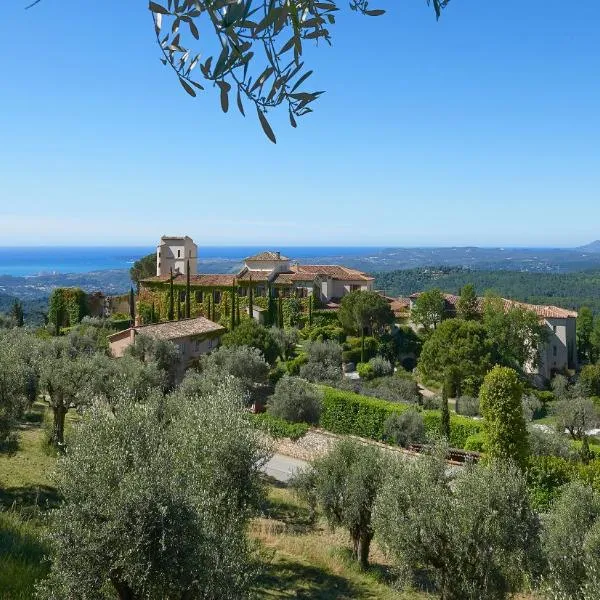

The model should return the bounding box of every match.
[0,246,384,277]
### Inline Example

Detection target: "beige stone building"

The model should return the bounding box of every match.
[407,292,577,380]
[108,316,225,373]
[156,235,198,277]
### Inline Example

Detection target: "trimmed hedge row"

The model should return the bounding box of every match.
[250,413,309,441]
[319,386,482,449]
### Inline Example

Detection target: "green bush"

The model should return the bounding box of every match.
[383,410,426,447]
[250,413,309,441]
[109,318,131,332]
[463,432,486,452]
[526,455,576,510]
[320,386,482,448]
[342,349,362,365]
[356,362,375,380]
[285,353,308,376]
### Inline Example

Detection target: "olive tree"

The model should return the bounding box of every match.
[299,339,343,383]
[125,334,181,392]
[542,481,600,600]
[375,454,541,600]
[38,381,269,599]
[553,396,599,441]
[267,375,322,424]
[292,439,385,568]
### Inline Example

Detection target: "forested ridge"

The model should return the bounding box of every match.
[375,267,600,312]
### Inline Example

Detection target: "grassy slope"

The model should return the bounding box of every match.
[1,409,428,600]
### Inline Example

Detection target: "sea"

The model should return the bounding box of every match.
[0,246,384,277]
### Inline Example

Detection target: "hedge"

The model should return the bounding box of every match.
[250,413,309,441]
[319,386,482,449]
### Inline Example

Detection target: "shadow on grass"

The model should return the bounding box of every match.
[0,485,61,511]
[255,555,359,599]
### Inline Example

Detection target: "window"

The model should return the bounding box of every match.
[195,290,203,303]
[177,250,181,258]
[180,291,186,302]
[158,262,161,268]
[553,345,557,357]
[158,251,161,258]
[214,291,222,303]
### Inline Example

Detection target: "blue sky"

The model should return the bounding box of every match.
[1,0,599,247]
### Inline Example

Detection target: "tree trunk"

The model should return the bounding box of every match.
[52,403,67,447]
[352,531,372,569]
[110,573,137,600]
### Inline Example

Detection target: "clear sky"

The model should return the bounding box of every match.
[1,1,599,247]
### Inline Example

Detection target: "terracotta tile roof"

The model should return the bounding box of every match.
[246,251,289,261]
[108,316,225,342]
[390,298,411,315]
[141,274,236,287]
[272,271,317,284]
[409,292,577,319]
[292,264,374,282]
[237,269,272,282]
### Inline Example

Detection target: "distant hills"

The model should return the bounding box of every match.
[577,240,600,253]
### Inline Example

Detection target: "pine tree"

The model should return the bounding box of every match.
[185,261,191,318]
[128,287,135,325]
[168,269,175,321]
[440,379,451,440]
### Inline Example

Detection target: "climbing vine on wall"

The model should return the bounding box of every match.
[48,288,88,330]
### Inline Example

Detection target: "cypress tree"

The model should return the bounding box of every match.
[168,269,175,321]
[12,299,24,327]
[207,295,211,321]
[128,287,135,325]
[308,294,313,327]
[177,292,181,320]
[185,261,191,318]
[267,284,274,326]
[360,328,365,363]
[278,296,284,328]
[211,290,216,322]
[236,286,241,325]
[248,277,254,321]
[440,379,451,440]
[230,281,236,331]
[151,302,156,324]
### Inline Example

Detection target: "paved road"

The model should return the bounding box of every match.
[262,453,308,483]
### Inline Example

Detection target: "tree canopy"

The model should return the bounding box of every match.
[38,383,268,599]
[130,253,156,291]
[338,290,395,337]
[411,289,446,332]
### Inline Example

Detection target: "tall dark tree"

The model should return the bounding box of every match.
[185,261,191,318]
[11,299,24,327]
[177,292,182,320]
[236,288,241,325]
[440,378,451,440]
[128,287,136,325]
[168,269,175,321]
[207,295,212,321]
[456,284,479,321]
[129,252,156,292]
[248,276,254,322]
[211,290,216,322]
[150,302,156,324]
[278,296,284,328]
[230,281,236,331]
[308,294,313,327]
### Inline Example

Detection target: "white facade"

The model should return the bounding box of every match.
[157,236,198,277]
[533,316,577,380]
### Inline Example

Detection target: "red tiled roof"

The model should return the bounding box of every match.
[108,316,225,342]
[409,291,577,319]
[141,274,236,287]
[236,269,272,282]
[292,264,374,282]
[245,251,289,261]
[272,271,317,284]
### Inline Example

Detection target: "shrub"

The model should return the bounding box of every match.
[421,394,441,410]
[364,376,420,404]
[542,481,600,598]
[527,427,573,459]
[342,349,362,365]
[320,386,482,448]
[306,325,346,343]
[383,410,426,447]
[526,455,575,510]
[463,432,485,452]
[267,376,322,424]
[368,356,393,378]
[522,394,543,421]
[221,319,278,364]
[285,353,308,376]
[455,395,480,417]
[299,340,342,383]
[356,362,375,380]
[251,413,309,440]
[299,361,341,384]
[479,366,528,468]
